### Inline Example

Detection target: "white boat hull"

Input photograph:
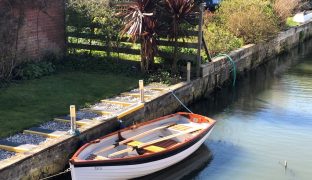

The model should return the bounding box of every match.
[70,128,213,180]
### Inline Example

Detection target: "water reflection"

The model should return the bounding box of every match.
[195,39,312,119]
[135,145,213,180]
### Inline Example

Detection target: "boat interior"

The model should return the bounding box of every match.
[75,114,212,161]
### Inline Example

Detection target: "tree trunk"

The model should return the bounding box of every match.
[172,18,178,74]
[140,41,147,73]
[172,36,178,74]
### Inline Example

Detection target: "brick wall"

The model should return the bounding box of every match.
[14,0,65,60]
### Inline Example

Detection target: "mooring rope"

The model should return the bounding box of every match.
[169,90,193,114]
[214,53,237,87]
[39,168,71,180]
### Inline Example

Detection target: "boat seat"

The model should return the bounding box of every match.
[169,124,192,132]
[127,141,165,153]
[169,124,202,135]
[86,154,109,160]
[94,155,109,160]
[153,139,179,149]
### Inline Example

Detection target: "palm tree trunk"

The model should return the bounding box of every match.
[140,41,147,73]
[172,19,178,74]
[172,36,178,74]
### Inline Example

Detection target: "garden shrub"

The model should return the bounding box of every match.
[273,0,298,25]
[203,22,244,57]
[216,0,280,44]
[13,61,56,80]
[66,0,121,49]
[146,71,182,85]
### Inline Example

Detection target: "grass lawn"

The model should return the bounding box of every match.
[0,72,140,138]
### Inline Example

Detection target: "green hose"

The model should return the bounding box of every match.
[214,53,236,87]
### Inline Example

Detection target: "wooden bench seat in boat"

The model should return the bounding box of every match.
[169,124,192,132]
[153,139,178,149]
[88,140,180,160]
[169,124,203,135]
[127,141,165,153]
[86,154,109,160]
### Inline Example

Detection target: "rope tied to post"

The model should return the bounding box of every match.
[169,90,193,114]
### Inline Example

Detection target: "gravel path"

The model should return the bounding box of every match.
[130,88,158,95]
[91,102,125,112]
[148,82,169,88]
[0,150,15,161]
[76,111,101,119]
[92,114,115,121]
[40,121,71,131]
[5,133,47,145]
[60,111,102,120]
[114,96,139,103]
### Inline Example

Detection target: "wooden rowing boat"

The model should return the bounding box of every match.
[69,112,216,180]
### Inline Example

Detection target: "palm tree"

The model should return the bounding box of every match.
[163,0,195,73]
[121,0,158,73]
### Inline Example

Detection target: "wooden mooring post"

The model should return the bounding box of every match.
[187,62,191,82]
[139,80,144,103]
[196,2,205,77]
[69,105,77,135]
